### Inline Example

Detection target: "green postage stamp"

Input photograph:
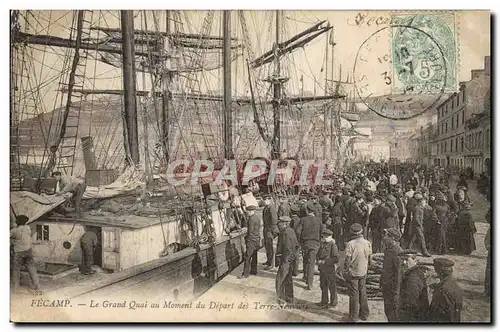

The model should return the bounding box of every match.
[390,12,458,94]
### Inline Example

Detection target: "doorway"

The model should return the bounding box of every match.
[85,226,103,267]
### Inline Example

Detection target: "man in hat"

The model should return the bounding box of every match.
[53,171,87,216]
[408,194,431,257]
[426,258,463,322]
[403,187,418,244]
[317,229,339,308]
[278,194,290,218]
[399,253,429,322]
[241,205,261,278]
[296,201,322,289]
[10,215,40,291]
[275,216,300,304]
[262,194,279,269]
[290,205,303,276]
[484,207,491,297]
[343,223,372,321]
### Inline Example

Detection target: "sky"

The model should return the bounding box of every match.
[12,10,490,120]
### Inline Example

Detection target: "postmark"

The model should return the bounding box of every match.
[391,13,458,93]
[353,24,448,120]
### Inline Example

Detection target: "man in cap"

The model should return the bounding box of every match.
[275,216,300,304]
[296,201,322,289]
[343,223,372,321]
[316,229,339,308]
[289,205,303,276]
[408,194,431,257]
[380,228,414,322]
[11,215,40,291]
[426,258,463,322]
[399,253,429,322]
[262,194,279,269]
[240,205,261,278]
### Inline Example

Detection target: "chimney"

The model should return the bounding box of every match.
[81,136,97,170]
[485,56,491,74]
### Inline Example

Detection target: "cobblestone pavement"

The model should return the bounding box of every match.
[197,178,491,322]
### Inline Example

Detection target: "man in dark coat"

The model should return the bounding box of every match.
[240,205,261,278]
[80,226,98,275]
[380,228,404,322]
[350,192,368,226]
[316,229,339,308]
[278,194,290,217]
[290,205,302,276]
[319,190,334,221]
[403,191,418,243]
[310,194,323,224]
[394,187,407,232]
[399,254,429,322]
[383,195,400,231]
[275,216,300,304]
[408,194,431,257]
[262,194,279,269]
[426,258,463,322]
[296,202,322,290]
[369,197,385,253]
[331,198,345,251]
[454,202,476,255]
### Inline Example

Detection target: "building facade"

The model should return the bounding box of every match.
[432,56,490,171]
[464,110,491,176]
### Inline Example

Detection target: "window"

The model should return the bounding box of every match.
[487,129,490,147]
[36,224,50,241]
[463,90,466,103]
[450,139,453,151]
[451,116,455,129]
[462,110,465,124]
[479,131,483,148]
[445,122,448,132]
[461,137,464,151]
[452,98,455,109]
[445,141,447,153]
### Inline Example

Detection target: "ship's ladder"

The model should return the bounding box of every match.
[56,10,94,177]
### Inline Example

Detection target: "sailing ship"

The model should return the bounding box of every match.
[10,10,364,300]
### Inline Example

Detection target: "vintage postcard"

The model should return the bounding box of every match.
[10,9,491,323]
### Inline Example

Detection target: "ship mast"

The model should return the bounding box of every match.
[161,11,172,163]
[223,11,233,159]
[120,10,140,165]
[271,10,284,160]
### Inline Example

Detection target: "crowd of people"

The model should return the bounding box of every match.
[237,161,491,322]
